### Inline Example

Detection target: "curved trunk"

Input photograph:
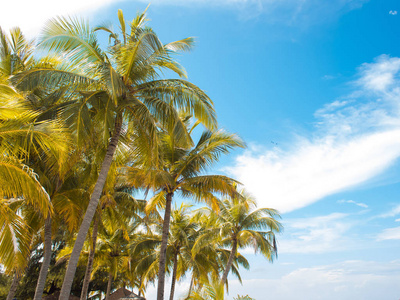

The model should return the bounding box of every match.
[59,115,122,300]
[6,273,21,300]
[105,272,113,300]
[156,192,173,300]
[33,215,52,300]
[220,238,237,285]
[169,251,178,300]
[80,216,99,300]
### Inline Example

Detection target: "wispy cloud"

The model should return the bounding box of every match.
[378,204,400,218]
[279,213,354,254]
[142,258,400,299]
[322,74,338,80]
[0,0,367,36]
[228,55,400,213]
[337,199,368,208]
[144,0,368,24]
[228,260,400,300]
[377,226,400,240]
[389,10,398,15]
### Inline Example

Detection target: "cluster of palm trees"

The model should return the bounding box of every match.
[0,8,282,300]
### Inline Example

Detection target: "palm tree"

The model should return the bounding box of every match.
[208,188,282,285]
[0,26,34,79]
[167,204,197,300]
[189,209,250,295]
[12,9,217,300]
[1,25,76,300]
[187,274,225,300]
[124,115,244,300]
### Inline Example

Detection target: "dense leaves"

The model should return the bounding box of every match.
[0,8,282,300]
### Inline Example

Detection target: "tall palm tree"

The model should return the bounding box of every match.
[167,204,197,300]
[12,9,217,299]
[0,77,69,300]
[124,115,244,300]
[208,188,282,285]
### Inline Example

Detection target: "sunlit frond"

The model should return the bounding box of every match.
[0,199,31,274]
[0,156,50,215]
[39,16,105,65]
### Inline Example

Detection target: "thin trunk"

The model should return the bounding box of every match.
[169,251,178,300]
[220,238,237,285]
[6,273,20,300]
[80,216,99,300]
[187,274,194,298]
[59,115,122,300]
[105,272,113,300]
[33,216,52,300]
[156,192,173,300]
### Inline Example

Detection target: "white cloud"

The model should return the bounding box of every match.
[337,199,368,208]
[377,226,400,240]
[279,213,355,254]
[357,55,400,92]
[378,204,400,218]
[322,75,336,80]
[0,0,367,36]
[389,10,398,15]
[0,0,124,36]
[229,130,400,213]
[227,55,400,213]
[229,260,400,300]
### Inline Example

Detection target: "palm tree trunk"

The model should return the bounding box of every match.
[80,216,99,300]
[220,238,237,285]
[156,192,173,300]
[187,274,194,298]
[33,215,52,300]
[169,251,178,300]
[59,114,122,300]
[105,272,113,300]
[6,272,21,300]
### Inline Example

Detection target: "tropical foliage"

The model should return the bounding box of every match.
[0,7,283,300]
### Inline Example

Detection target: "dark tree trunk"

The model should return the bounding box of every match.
[169,251,178,300]
[6,273,21,300]
[156,192,173,300]
[59,115,122,300]
[221,238,237,285]
[33,215,52,300]
[80,216,99,300]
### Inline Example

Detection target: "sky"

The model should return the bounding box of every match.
[2,0,400,299]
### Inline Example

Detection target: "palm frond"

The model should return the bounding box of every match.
[39,16,105,65]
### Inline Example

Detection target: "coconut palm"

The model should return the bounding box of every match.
[0,26,34,79]
[167,204,197,300]
[0,79,69,300]
[124,115,244,300]
[208,188,282,286]
[187,274,225,300]
[12,9,217,299]
[189,209,251,295]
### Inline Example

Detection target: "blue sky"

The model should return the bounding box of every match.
[2,0,400,299]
